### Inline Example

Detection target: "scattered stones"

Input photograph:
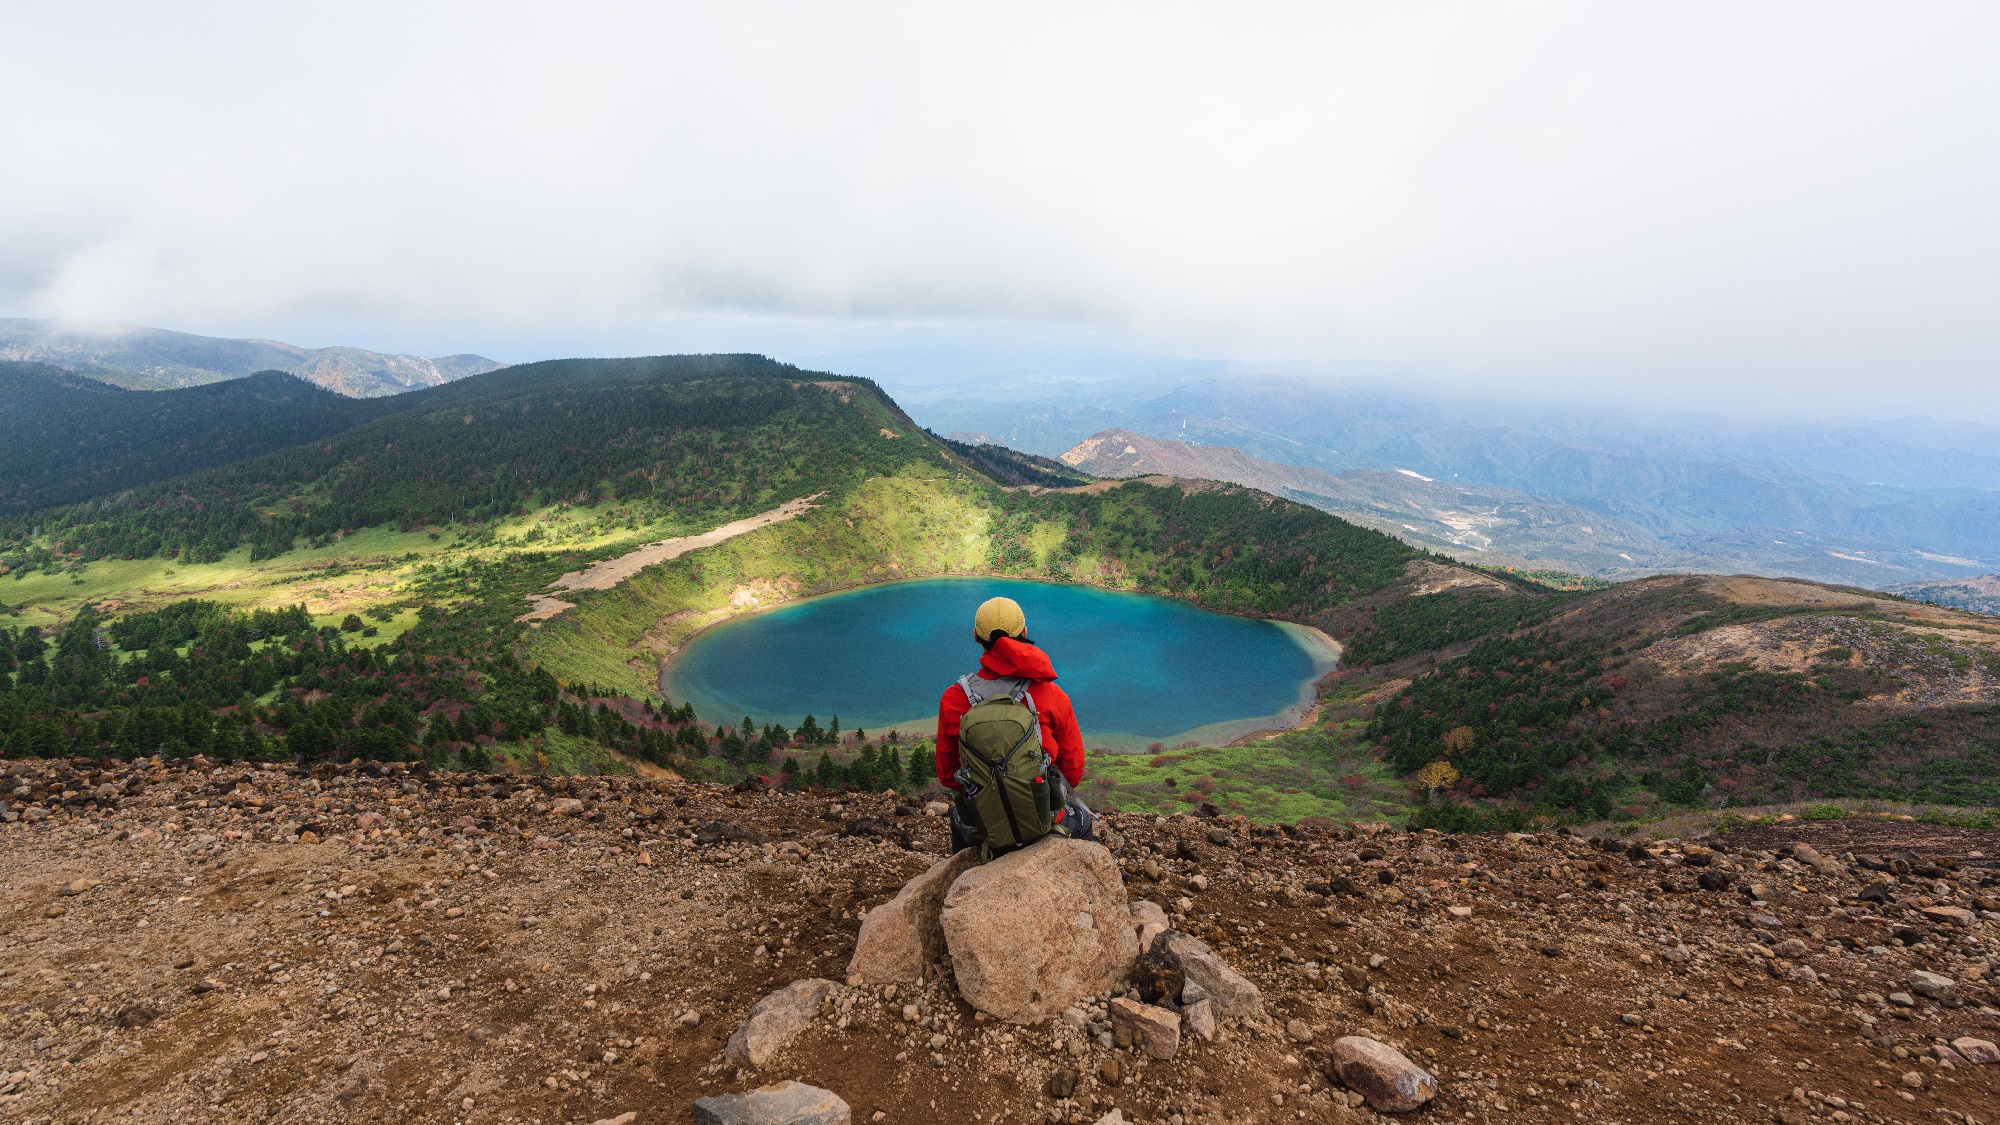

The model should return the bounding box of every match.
[724,979,842,1069]
[940,839,1138,1023]
[692,1080,851,1125]
[846,848,979,985]
[1108,997,1181,1060]
[1329,1035,1438,1113]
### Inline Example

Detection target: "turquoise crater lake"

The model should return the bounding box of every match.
[666,578,1340,750]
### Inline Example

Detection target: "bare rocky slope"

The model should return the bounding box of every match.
[3,757,1997,1124]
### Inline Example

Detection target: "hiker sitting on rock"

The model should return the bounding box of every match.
[935,595,1093,856]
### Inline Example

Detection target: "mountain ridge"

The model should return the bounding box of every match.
[0,318,504,397]
[1058,427,1667,578]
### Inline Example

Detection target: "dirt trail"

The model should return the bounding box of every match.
[2,759,1995,1124]
[518,496,819,623]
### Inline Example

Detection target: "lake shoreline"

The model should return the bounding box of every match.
[658,574,1346,749]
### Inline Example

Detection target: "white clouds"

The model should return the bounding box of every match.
[4,2,1999,415]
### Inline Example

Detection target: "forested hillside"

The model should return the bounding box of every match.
[0,363,400,511]
[1328,573,2000,823]
[0,354,928,566]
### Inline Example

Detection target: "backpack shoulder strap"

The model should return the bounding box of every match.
[958,672,1036,711]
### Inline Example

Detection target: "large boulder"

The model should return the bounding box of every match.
[846,848,980,984]
[1157,930,1262,1019]
[1329,1036,1437,1113]
[940,838,1138,1023]
[724,979,841,1069]
[693,1080,851,1125]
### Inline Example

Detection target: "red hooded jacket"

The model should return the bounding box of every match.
[935,637,1085,791]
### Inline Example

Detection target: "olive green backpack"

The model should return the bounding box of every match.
[951,673,1070,858]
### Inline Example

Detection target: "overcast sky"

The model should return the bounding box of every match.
[6,3,1999,418]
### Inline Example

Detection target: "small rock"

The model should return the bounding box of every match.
[1906,970,1955,999]
[1286,1019,1314,1045]
[1888,992,1915,1007]
[1899,1070,1924,1089]
[696,820,769,845]
[725,979,842,1069]
[1952,1036,1997,1064]
[1920,905,1975,928]
[1130,898,1170,953]
[679,1009,702,1028]
[1130,940,1187,1006]
[1047,1068,1077,1098]
[1329,1035,1437,1113]
[692,1080,851,1125]
[589,1115,637,1125]
[1157,931,1261,1019]
[1446,905,1473,919]
[1098,1057,1123,1085]
[550,798,586,816]
[58,877,101,897]
[1184,998,1216,1041]
[1108,997,1181,1060]
[1772,939,1809,959]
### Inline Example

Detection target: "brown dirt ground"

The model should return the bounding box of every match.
[2,759,1996,1124]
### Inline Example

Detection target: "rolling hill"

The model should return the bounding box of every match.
[0,318,503,396]
[0,362,404,511]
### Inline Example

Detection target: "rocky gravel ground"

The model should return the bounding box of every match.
[2,755,1997,1124]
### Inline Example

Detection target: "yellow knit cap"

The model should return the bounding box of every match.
[973,596,1027,643]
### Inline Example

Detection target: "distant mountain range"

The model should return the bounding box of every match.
[0,319,504,397]
[1054,428,1668,577]
[912,372,2000,587]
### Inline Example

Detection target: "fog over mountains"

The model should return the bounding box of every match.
[0,319,503,397]
[905,372,2000,587]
